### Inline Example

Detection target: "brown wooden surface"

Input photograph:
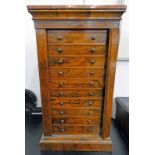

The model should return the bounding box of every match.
[28,5,126,152]
[52,117,100,125]
[48,45,107,56]
[48,56,106,68]
[102,28,120,139]
[49,67,105,78]
[50,98,102,107]
[49,78,104,88]
[52,125,100,135]
[47,30,107,44]
[50,88,103,98]
[51,107,101,117]
[35,29,51,136]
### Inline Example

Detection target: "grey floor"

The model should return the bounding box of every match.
[25,116,129,155]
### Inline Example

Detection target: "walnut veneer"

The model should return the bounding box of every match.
[27,5,126,152]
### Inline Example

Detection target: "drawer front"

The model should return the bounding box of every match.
[49,68,105,78]
[49,79,104,88]
[48,56,105,68]
[51,108,101,117]
[52,117,100,125]
[52,125,100,135]
[50,89,102,98]
[47,30,107,44]
[51,99,102,108]
[48,45,107,56]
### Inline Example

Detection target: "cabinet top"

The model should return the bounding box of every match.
[27,5,126,11]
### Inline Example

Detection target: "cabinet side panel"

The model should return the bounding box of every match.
[102,28,119,139]
[36,29,51,135]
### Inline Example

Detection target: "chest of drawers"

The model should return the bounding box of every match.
[28,5,126,152]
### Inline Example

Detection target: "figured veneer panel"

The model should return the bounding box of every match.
[47,30,108,45]
[51,98,102,108]
[49,68,105,78]
[48,45,107,56]
[48,56,105,68]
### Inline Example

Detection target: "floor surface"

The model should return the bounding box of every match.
[25,116,129,155]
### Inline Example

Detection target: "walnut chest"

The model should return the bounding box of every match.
[27,5,126,152]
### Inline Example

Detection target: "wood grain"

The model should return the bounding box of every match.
[48,45,107,56]
[49,78,104,88]
[50,98,102,108]
[28,5,126,152]
[48,56,105,68]
[35,29,51,136]
[49,67,105,78]
[47,30,107,45]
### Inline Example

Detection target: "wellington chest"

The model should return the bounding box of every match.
[27,5,126,152]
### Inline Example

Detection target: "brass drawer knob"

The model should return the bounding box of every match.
[90,48,95,53]
[60,128,64,132]
[88,120,92,123]
[89,82,94,87]
[88,100,93,106]
[60,111,64,115]
[60,120,64,124]
[58,59,63,64]
[89,60,95,64]
[88,92,94,96]
[89,72,94,75]
[57,48,63,53]
[59,82,64,87]
[91,35,96,40]
[88,111,92,115]
[57,35,62,40]
[88,127,92,132]
[59,92,64,96]
[59,101,64,105]
[58,71,63,76]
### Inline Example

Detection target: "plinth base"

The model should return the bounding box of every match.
[40,134,112,152]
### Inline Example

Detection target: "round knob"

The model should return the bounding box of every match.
[90,48,95,53]
[60,128,64,132]
[59,82,64,87]
[57,35,62,40]
[89,60,95,64]
[89,82,94,87]
[59,92,64,96]
[60,120,64,124]
[88,100,93,106]
[58,71,63,76]
[57,48,63,53]
[60,111,64,115]
[88,92,94,96]
[88,111,92,115]
[89,72,94,76]
[88,127,92,132]
[59,101,64,105]
[58,59,63,64]
[91,35,96,40]
[88,120,92,123]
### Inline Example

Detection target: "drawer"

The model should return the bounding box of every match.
[51,99,102,108]
[49,79,104,88]
[52,117,100,125]
[49,68,105,78]
[48,45,107,55]
[48,56,105,68]
[47,30,107,45]
[52,125,100,135]
[50,89,102,98]
[51,108,101,117]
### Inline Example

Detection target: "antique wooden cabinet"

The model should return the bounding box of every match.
[27,5,126,152]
